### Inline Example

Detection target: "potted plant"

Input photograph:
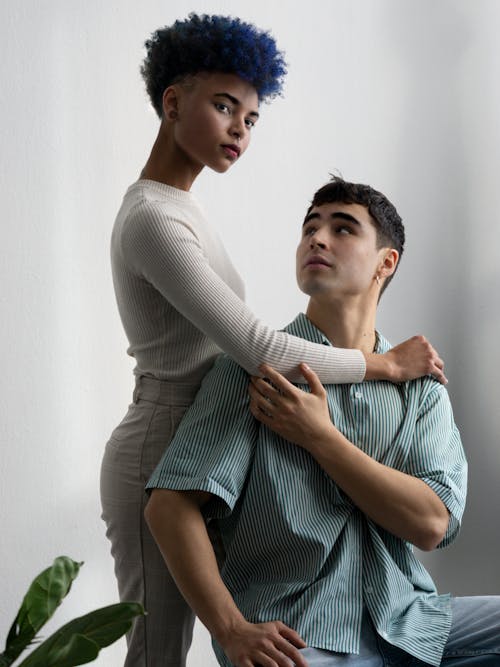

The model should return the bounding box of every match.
[0,556,144,666]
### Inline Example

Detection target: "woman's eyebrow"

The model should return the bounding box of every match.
[214,92,260,118]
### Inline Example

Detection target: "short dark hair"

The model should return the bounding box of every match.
[307,175,405,294]
[141,13,287,118]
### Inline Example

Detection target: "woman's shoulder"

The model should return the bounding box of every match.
[117,180,206,241]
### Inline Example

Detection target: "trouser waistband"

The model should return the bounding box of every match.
[133,375,200,406]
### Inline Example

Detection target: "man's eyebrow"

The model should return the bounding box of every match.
[302,211,362,227]
[330,211,361,225]
[303,211,320,226]
[214,92,260,118]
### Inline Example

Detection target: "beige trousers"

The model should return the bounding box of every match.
[100,376,200,667]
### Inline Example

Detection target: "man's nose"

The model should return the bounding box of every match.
[310,234,327,249]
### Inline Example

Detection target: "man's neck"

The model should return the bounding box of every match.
[305,296,378,354]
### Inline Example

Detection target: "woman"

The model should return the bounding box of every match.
[100,13,445,667]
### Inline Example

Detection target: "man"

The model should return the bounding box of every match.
[145,177,499,666]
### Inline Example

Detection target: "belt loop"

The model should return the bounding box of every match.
[132,375,142,404]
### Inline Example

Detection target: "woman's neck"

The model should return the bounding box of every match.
[140,124,203,191]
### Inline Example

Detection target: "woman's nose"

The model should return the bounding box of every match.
[230,116,245,139]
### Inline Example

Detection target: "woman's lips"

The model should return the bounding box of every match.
[221,145,240,160]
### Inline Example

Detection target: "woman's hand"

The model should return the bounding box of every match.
[249,363,334,452]
[220,619,308,667]
[365,335,447,384]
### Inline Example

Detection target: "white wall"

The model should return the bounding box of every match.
[1,1,499,665]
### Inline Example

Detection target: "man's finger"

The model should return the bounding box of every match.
[275,631,308,667]
[298,363,325,396]
[277,626,307,648]
[259,364,297,395]
[251,376,282,403]
[249,390,274,422]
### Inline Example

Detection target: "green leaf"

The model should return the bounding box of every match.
[1,557,82,665]
[17,602,144,667]
[21,635,99,667]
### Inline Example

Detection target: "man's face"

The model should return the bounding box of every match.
[296,201,387,301]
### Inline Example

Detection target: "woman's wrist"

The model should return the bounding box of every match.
[362,351,394,382]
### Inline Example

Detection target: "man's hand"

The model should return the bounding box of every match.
[365,335,447,385]
[249,363,333,451]
[219,618,308,667]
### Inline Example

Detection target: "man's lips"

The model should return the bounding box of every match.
[304,255,332,268]
[221,144,241,159]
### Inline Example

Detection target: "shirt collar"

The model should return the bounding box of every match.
[284,313,392,355]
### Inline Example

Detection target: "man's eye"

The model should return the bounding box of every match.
[337,226,351,235]
[304,226,316,236]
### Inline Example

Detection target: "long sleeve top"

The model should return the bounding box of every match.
[110,179,366,386]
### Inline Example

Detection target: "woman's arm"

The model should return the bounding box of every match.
[123,205,445,383]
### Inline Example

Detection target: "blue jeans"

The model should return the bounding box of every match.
[298,597,500,666]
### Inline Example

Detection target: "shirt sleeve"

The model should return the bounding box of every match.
[121,202,366,384]
[406,383,468,548]
[146,354,257,518]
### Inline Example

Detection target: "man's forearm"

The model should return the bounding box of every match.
[310,428,449,551]
[144,489,245,644]
[144,489,309,667]
[249,363,450,551]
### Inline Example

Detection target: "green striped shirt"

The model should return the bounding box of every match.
[147,313,467,667]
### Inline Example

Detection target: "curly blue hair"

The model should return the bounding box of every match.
[141,13,287,117]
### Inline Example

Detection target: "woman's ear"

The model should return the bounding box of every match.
[162,85,179,121]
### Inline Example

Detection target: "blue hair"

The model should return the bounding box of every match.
[141,13,287,117]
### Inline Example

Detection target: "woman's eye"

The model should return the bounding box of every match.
[215,103,231,114]
[245,118,255,129]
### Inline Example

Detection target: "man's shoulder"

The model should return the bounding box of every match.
[376,330,448,397]
[198,353,249,399]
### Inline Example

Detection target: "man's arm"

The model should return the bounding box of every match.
[144,354,308,666]
[145,489,307,667]
[249,364,454,551]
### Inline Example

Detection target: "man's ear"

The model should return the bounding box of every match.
[379,248,399,279]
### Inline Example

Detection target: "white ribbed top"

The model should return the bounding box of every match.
[110,179,365,386]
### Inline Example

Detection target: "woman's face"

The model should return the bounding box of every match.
[170,72,260,173]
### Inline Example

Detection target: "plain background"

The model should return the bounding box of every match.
[1,1,499,665]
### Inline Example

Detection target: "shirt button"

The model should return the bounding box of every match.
[380,631,388,639]
[355,391,363,399]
